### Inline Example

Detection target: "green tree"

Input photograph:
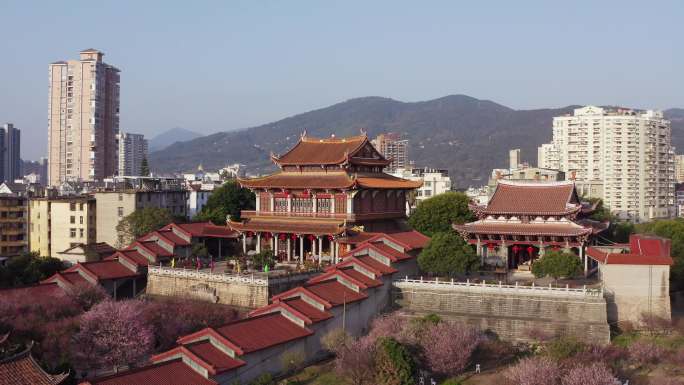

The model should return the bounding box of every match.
[375,337,415,385]
[116,207,174,247]
[191,243,209,258]
[140,157,150,176]
[195,180,255,225]
[0,252,65,288]
[586,198,615,222]
[531,250,581,280]
[418,232,479,276]
[251,249,275,271]
[408,192,473,236]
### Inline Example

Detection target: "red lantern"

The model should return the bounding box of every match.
[553,245,560,251]
[487,243,495,251]
[512,245,520,254]
[290,233,297,240]
[328,235,334,241]
[279,233,286,241]
[246,231,253,237]
[263,233,271,240]
[308,234,315,241]
[527,246,534,254]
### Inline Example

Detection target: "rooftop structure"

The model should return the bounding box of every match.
[454,180,603,272]
[0,341,68,385]
[230,133,422,264]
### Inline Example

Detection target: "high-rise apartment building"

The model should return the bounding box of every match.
[0,123,21,182]
[538,106,675,222]
[509,149,521,170]
[372,133,409,171]
[537,143,560,170]
[675,155,684,183]
[117,132,148,176]
[48,49,120,186]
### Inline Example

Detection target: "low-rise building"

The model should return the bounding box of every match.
[94,188,188,247]
[587,234,674,326]
[0,194,28,260]
[29,196,96,258]
[187,183,217,218]
[390,167,451,210]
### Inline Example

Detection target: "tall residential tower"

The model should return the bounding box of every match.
[538,106,675,222]
[48,49,120,185]
[0,123,21,182]
[117,132,148,176]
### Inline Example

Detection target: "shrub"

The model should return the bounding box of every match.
[321,328,351,354]
[572,344,625,369]
[504,356,561,385]
[250,373,274,385]
[251,249,275,271]
[545,337,584,361]
[640,312,672,335]
[419,321,481,376]
[281,349,305,373]
[628,340,667,365]
[531,251,581,279]
[560,363,617,385]
[649,377,684,385]
[375,337,415,385]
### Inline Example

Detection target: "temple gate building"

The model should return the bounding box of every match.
[454,180,605,273]
[229,133,422,263]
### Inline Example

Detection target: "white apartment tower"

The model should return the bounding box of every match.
[538,106,675,222]
[48,49,120,186]
[117,132,148,176]
[372,133,409,172]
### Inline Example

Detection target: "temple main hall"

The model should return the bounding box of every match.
[229,133,423,263]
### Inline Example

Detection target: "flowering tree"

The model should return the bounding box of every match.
[504,356,561,385]
[628,340,667,365]
[66,282,109,311]
[561,363,617,385]
[335,335,376,385]
[72,300,153,372]
[419,321,481,376]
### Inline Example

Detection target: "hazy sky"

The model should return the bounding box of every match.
[1,0,682,160]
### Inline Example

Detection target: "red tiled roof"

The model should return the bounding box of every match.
[74,260,139,281]
[477,181,581,216]
[139,240,174,257]
[354,174,422,189]
[382,230,430,250]
[58,271,89,286]
[157,229,192,245]
[176,222,238,239]
[0,345,68,385]
[586,245,674,266]
[353,255,398,275]
[117,250,151,266]
[214,313,313,354]
[82,359,217,385]
[281,298,332,323]
[339,231,381,245]
[184,341,245,374]
[229,218,346,236]
[453,221,593,237]
[273,135,370,166]
[370,242,413,261]
[339,267,383,287]
[270,287,333,309]
[238,172,355,189]
[305,279,367,307]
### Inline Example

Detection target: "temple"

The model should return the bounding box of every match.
[453,180,604,273]
[0,339,68,385]
[229,133,422,263]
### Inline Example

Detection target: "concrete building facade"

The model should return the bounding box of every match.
[0,194,27,259]
[117,132,148,176]
[29,196,96,258]
[0,123,21,183]
[538,106,675,222]
[94,189,187,247]
[48,49,120,185]
[675,154,684,183]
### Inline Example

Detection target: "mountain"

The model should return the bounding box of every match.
[148,127,202,152]
[149,96,683,187]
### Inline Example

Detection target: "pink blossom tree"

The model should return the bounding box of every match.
[504,356,561,385]
[72,300,153,372]
[335,335,377,385]
[628,340,667,365]
[419,321,481,376]
[560,363,617,385]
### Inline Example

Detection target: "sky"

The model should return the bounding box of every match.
[1,0,682,160]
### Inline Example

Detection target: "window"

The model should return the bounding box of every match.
[70,203,76,211]
[118,193,123,201]
[79,228,84,238]
[292,198,313,213]
[117,207,124,217]
[70,216,75,224]
[317,198,332,213]
[70,228,76,238]
[80,216,83,224]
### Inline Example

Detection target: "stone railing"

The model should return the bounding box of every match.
[395,276,603,298]
[148,266,269,286]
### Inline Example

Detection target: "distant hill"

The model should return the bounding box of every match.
[149,96,684,187]
[148,127,202,151]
